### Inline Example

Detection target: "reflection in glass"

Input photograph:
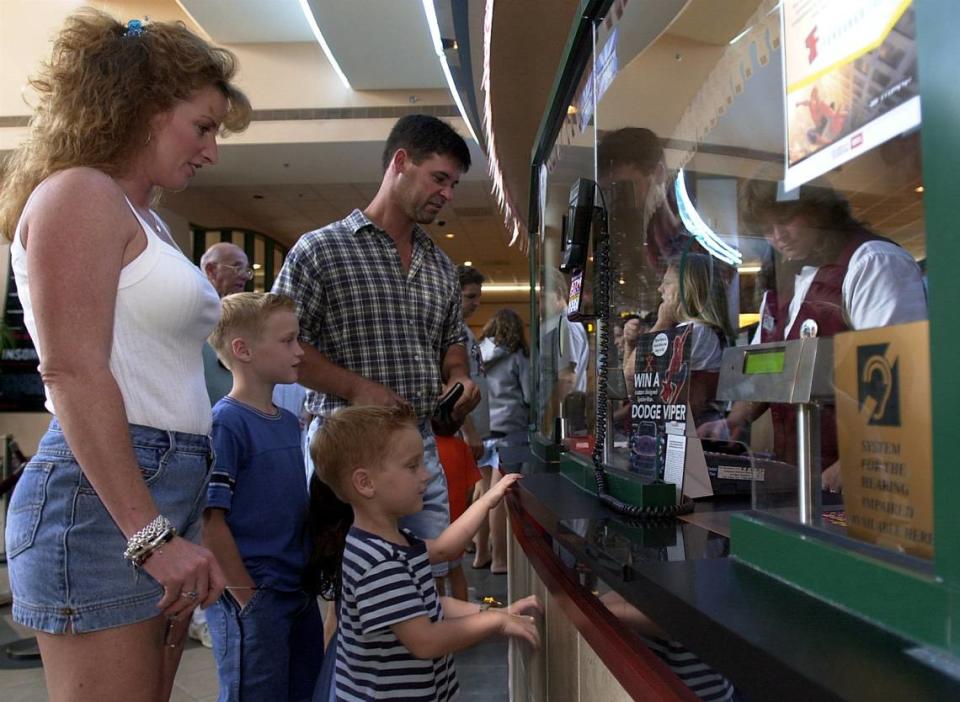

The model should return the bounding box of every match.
[579,0,932,557]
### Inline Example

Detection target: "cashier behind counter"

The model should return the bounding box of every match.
[697,180,927,490]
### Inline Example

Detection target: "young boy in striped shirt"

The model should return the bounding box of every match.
[310,405,541,701]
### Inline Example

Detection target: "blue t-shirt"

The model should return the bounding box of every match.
[337,527,459,701]
[207,396,310,591]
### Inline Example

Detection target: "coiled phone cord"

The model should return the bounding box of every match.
[589,190,694,520]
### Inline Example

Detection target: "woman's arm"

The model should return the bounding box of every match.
[25,169,222,613]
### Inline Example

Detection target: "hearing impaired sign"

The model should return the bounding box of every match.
[834,320,933,559]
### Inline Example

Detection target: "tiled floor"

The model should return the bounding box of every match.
[0,555,509,701]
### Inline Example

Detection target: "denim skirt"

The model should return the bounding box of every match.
[5,418,213,634]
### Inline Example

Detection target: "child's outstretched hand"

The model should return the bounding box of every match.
[484,472,522,508]
[506,594,543,618]
[498,610,541,651]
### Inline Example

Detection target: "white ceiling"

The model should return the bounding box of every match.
[179,0,447,89]
[162,2,526,284]
[301,0,446,90]
[178,0,314,43]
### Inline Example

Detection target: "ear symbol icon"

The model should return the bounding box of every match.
[862,355,893,422]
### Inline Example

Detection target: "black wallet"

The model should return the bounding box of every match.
[430,383,464,436]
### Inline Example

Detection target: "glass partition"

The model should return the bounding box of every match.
[535,66,597,445]
[537,0,932,562]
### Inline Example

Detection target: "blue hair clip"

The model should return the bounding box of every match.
[124,19,144,37]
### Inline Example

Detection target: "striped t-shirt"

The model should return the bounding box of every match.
[336,526,459,701]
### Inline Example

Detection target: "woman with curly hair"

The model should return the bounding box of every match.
[473,309,530,573]
[0,9,250,700]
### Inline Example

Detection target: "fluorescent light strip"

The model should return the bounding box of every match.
[728,26,753,45]
[421,0,479,143]
[675,169,743,266]
[483,284,530,293]
[298,0,352,90]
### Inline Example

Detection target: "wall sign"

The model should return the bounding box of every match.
[834,320,933,559]
[782,0,919,189]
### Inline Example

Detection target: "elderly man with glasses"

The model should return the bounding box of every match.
[201,242,254,297]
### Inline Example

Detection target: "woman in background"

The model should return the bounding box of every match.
[650,253,735,429]
[474,309,531,574]
[0,10,250,700]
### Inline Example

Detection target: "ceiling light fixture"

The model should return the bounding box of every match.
[445,233,455,239]
[463,260,473,266]
[728,26,753,45]
[421,0,479,143]
[675,168,743,266]
[915,185,924,193]
[482,284,530,293]
[298,0,352,90]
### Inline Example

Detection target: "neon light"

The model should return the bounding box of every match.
[298,0,352,90]
[675,169,742,266]
[421,0,479,143]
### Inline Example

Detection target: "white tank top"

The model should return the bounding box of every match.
[11,190,221,434]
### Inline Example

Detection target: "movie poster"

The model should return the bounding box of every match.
[629,326,691,489]
[782,0,919,189]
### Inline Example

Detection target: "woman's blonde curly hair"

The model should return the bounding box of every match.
[0,8,252,240]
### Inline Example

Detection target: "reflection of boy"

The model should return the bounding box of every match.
[204,293,322,701]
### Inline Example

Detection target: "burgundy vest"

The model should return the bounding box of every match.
[760,229,881,468]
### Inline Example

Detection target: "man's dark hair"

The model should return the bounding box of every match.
[458,264,485,288]
[382,114,471,172]
[598,127,664,177]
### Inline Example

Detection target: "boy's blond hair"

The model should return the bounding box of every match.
[208,292,296,369]
[311,405,419,501]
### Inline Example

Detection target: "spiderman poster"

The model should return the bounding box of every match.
[629,326,692,482]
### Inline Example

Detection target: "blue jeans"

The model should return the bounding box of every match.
[306,415,450,576]
[208,588,324,702]
[6,419,211,633]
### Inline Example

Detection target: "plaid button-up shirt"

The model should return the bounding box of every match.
[273,209,465,418]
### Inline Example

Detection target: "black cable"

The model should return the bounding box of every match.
[589,185,693,520]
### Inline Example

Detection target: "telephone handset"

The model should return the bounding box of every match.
[559,178,596,274]
[561,178,603,322]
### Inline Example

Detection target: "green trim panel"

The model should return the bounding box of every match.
[918,0,960,587]
[732,513,959,654]
[559,453,676,507]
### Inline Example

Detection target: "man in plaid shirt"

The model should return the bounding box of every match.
[273,115,479,577]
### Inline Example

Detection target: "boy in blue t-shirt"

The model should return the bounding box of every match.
[204,292,322,702]
[309,405,543,701]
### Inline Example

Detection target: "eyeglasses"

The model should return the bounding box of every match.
[217,263,255,278]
